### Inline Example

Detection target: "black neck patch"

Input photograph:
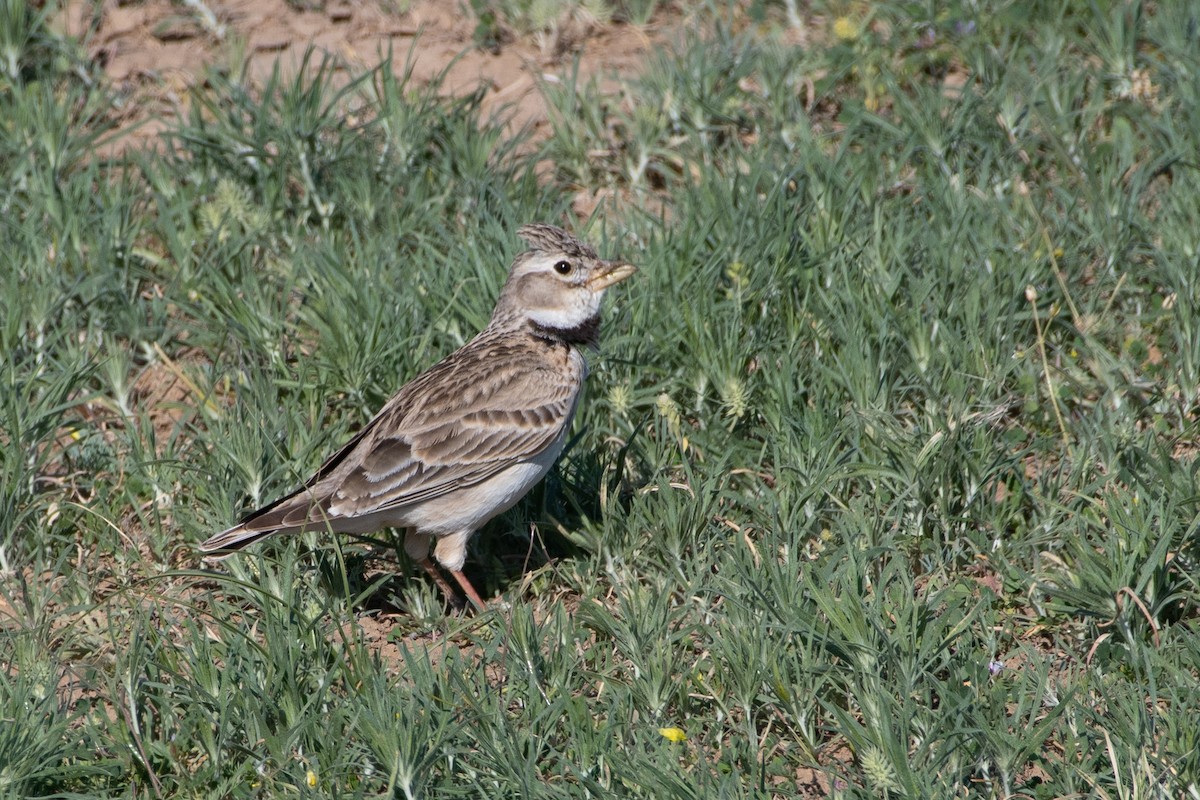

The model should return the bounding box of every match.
[529,314,601,347]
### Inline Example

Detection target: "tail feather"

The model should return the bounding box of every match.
[198,525,285,558]
[199,489,333,555]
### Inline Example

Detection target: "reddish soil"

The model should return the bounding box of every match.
[56,0,673,153]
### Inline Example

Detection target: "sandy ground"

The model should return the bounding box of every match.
[56,0,676,152]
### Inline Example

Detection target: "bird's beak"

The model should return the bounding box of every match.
[589,261,638,291]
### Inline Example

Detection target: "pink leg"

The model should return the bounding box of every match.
[450,569,489,611]
[417,556,462,608]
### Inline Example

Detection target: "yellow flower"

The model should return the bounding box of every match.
[833,16,859,41]
[658,727,687,743]
[306,769,317,788]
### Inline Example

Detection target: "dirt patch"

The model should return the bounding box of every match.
[56,0,674,154]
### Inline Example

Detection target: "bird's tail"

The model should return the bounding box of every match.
[198,523,285,558]
[199,489,331,556]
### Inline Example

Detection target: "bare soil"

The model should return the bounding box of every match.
[56,0,676,153]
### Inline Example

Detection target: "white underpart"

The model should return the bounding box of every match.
[402,435,569,571]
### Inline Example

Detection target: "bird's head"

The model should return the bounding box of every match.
[491,223,636,344]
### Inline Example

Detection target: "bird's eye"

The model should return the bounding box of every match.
[553,260,573,275]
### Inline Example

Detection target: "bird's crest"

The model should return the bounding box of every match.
[517,223,598,261]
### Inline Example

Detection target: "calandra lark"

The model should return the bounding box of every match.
[200,224,636,609]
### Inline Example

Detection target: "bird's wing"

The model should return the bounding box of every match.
[200,342,580,548]
[326,352,580,516]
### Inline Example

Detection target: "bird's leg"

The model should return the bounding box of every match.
[449,569,489,611]
[405,529,465,609]
[416,556,465,608]
[432,530,490,611]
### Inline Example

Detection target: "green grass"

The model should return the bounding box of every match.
[3,0,1200,796]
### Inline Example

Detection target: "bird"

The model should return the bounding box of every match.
[199,223,637,610]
